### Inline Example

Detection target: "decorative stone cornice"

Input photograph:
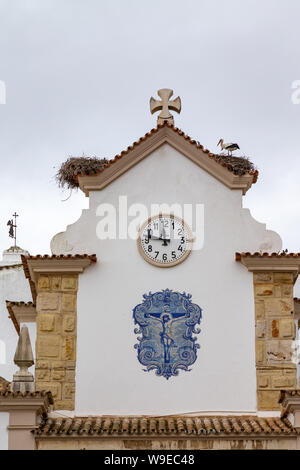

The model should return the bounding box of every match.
[236,253,300,281]
[21,255,97,299]
[0,390,53,414]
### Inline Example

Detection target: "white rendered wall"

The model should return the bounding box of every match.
[0,413,9,450]
[52,144,282,415]
[0,264,33,381]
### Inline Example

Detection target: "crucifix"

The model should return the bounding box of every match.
[150,88,181,125]
[7,212,19,247]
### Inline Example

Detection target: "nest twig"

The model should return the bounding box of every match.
[215,153,256,176]
[56,156,108,189]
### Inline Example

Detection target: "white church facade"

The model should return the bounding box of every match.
[1,89,300,450]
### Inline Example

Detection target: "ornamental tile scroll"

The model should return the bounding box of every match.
[133,289,202,379]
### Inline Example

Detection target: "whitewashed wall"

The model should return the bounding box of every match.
[0,413,9,450]
[52,144,282,415]
[0,257,34,382]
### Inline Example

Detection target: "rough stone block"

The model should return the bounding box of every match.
[37,293,60,312]
[63,315,76,333]
[51,276,61,291]
[62,276,78,291]
[54,400,74,411]
[257,390,281,410]
[271,319,279,338]
[255,285,274,297]
[254,273,273,283]
[36,381,62,400]
[280,319,295,338]
[255,301,265,320]
[35,368,50,381]
[264,299,293,317]
[266,340,295,363]
[62,294,76,312]
[257,374,269,388]
[281,285,293,298]
[39,314,55,332]
[37,336,61,358]
[38,276,50,290]
[273,273,294,283]
[62,336,76,361]
[272,374,296,388]
[52,362,65,381]
[35,360,49,370]
[256,341,266,364]
[256,321,266,338]
[63,382,75,400]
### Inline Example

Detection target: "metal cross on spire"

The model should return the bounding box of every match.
[150,88,181,125]
[7,212,19,247]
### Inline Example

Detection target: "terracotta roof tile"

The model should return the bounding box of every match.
[6,301,35,307]
[0,377,10,392]
[0,390,53,403]
[74,122,258,184]
[236,252,300,261]
[0,264,23,271]
[34,415,295,437]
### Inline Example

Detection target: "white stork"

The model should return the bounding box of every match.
[217,138,240,156]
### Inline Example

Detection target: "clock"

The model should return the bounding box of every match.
[137,214,193,267]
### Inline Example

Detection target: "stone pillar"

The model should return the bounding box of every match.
[254,272,296,410]
[35,274,77,410]
[0,392,53,450]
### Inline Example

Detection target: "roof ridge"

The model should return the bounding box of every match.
[72,122,258,185]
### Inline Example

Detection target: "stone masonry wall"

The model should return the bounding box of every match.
[254,272,296,410]
[35,274,77,410]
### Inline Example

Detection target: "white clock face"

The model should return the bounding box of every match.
[138,215,193,267]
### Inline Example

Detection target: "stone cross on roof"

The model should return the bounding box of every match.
[150,88,181,125]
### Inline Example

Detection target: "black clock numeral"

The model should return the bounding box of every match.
[162,253,167,261]
[144,237,149,244]
[178,228,183,236]
[181,237,185,244]
[148,245,152,252]
[178,245,183,252]
[154,251,159,259]
[172,251,176,259]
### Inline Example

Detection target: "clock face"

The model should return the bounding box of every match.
[138,215,193,267]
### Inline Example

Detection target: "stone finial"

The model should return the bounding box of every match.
[150,88,181,125]
[11,325,35,393]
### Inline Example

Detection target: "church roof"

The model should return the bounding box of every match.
[34,415,296,438]
[6,301,36,335]
[66,122,257,196]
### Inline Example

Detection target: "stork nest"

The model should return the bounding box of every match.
[215,153,256,176]
[56,156,108,189]
[56,153,256,190]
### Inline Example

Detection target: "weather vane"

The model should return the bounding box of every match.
[7,212,19,247]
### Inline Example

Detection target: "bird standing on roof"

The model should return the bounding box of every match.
[217,138,240,156]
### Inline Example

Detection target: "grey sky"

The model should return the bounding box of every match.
[0,0,299,258]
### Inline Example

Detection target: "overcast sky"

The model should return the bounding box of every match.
[0,0,300,258]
